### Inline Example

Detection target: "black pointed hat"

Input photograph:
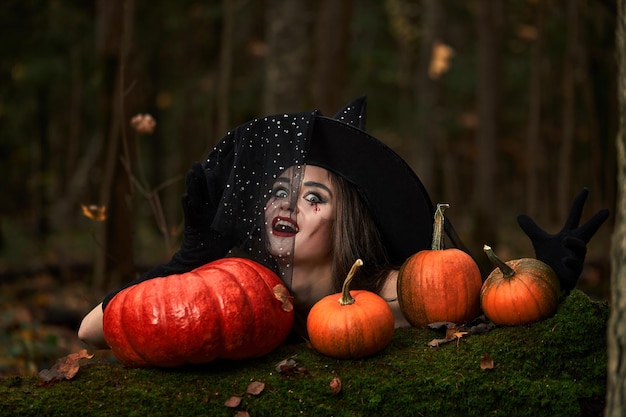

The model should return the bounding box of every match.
[307,106,434,265]
[205,97,440,266]
[330,95,367,130]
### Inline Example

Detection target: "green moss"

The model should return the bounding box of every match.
[0,290,608,416]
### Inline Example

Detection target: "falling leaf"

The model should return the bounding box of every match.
[130,114,156,135]
[246,381,265,396]
[155,93,173,110]
[224,396,243,408]
[458,112,479,130]
[480,353,495,370]
[80,204,107,222]
[429,40,455,79]
[273,285,293,312]
[38,349,94,384]
[248,39,267,57]
[329,377,342,395]
[517,24,538,41]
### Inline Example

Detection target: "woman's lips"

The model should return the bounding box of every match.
[272,216,299,237]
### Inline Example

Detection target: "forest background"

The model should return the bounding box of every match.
[0,0,618,373]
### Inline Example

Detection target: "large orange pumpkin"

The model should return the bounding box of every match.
[397,204,482,327]
[307,259,395,359]
[103,257,294,367]
[480,245,560,326]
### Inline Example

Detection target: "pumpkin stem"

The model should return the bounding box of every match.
[339,259,363,306]
[431,203,449,250]
[483,244,516,278]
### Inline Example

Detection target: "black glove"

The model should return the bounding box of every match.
[517,188,609,293]
[165,161,236,270]
[102,162,235,309]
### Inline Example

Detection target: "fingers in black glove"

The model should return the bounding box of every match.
[102,159,236,310]
[183,162,213,229]
[517,188,609,293]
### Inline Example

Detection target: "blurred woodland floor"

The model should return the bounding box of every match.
[0,270,93,377]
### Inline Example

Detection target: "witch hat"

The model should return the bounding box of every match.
[307,113,434,264]
[203,97,465,267]
[331,96,367,130]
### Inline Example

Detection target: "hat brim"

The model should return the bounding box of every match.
[307,116,435,265]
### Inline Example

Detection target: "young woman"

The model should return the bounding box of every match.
[78,97,608,348]
[262,164,409,333]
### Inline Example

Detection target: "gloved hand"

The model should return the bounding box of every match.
[102,161,235,309]
[517,188,609,293]
[166,161,236,270]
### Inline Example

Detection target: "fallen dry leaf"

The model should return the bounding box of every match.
[276,358,298,374]
[445,325,462,340]
[480,353,495,370]
[428,339,452,347]
[453,331,469,347]
[273,285,293,312]
[38,349,94,384]
[427,338,451,347]
[427,324,470,348]
[428,322,457,330]
[224,396,243,408]
[246,381,265,396]
[429,40,455,79]
[466,321,496,335]
[80,204,107,222]
[330,377,342,395]
[517,24,538,41]
[130,113,156,135]
[234,412,250,417]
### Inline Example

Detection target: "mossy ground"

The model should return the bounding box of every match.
[0,290,608,417]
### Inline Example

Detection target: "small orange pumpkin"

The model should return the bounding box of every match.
[306,259,395,359]
[397,203,482,327]
[480,245,560,326]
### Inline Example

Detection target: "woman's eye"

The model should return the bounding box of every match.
[304,193,323,204]
[274,188,288,198]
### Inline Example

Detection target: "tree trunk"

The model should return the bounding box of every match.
[35,87,51,238]
[557,0,579,219]
[606,3,626,415]
[525,2,544,219]
[216,0,236,136]
[264,0,315,113]
[413,0,442,195]
[579,0,608,214]
[62,45,83,199]
[311,0,354,115]
[93,0,137,292]
[472,0,500,257]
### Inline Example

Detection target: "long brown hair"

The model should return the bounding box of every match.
[328,171,395,294]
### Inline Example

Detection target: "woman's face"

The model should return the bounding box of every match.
[265,165,336,267]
